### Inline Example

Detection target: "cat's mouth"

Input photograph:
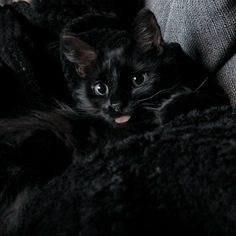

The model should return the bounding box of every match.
[114,115,131,124]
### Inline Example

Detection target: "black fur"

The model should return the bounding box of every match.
[0,108,76,235]
[61,8,228,130]
[0,2,228,120]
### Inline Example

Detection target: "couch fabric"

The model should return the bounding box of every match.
[146,0,236,106]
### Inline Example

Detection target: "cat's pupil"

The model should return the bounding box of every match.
[94,82,109,96]
[133,74,145,86]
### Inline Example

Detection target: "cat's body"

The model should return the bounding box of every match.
[0,5,229,235]
[61,8,228,130]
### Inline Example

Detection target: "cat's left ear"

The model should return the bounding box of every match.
[62,35,97,78]
[131,8,163,53]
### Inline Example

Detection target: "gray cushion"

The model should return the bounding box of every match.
[146,0,236,106]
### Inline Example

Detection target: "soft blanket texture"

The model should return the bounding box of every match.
[146,0,236,106]
[11,106,236,236]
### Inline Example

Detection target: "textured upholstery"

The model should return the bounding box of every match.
[146,0,236,106]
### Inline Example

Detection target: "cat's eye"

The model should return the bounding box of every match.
[132,73,147,87]
[93,82,109,96]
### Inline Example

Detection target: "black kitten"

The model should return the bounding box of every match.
[61,8,228,130]
[0,8,229,235]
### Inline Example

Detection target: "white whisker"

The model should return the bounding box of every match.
[193,77,209,92]
[137,81,182,103]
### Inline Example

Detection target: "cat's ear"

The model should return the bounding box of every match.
[62,35,97,78]
[131,8,163,53]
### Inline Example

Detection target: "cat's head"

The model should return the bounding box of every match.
[61,8,202,127]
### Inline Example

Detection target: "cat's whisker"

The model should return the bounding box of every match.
[137,81,182,103]
[73,107,101,118]
[141,102,159,107]
[193,77,209,93]
[134,101,160,109]
[143,107,159,111]
[74,106,99,112]
[47,41,59,49]
[75,108,96,113]
[137,89,169,103]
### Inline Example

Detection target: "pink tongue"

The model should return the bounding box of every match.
[115,115,131,124]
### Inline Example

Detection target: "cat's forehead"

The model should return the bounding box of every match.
[101,45,154,74]
[103,47,125,65]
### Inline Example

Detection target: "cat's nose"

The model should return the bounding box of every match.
[110,103,122,113]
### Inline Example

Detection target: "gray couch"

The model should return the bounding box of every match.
[146,0,236,106]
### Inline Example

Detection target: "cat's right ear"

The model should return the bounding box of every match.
[131,8,163,53]
[62,35,97,78]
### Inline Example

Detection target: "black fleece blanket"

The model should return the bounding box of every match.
[10,105,236,236]
[0,1,236,236]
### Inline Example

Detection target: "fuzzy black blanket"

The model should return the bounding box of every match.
[1,1,236,236]
[10,105,236,236]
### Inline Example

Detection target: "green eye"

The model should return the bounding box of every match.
[132,73,148,87]
[93,82,109,96]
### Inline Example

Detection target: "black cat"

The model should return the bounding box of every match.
[0,7,229,235]
[61,8,228,129]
